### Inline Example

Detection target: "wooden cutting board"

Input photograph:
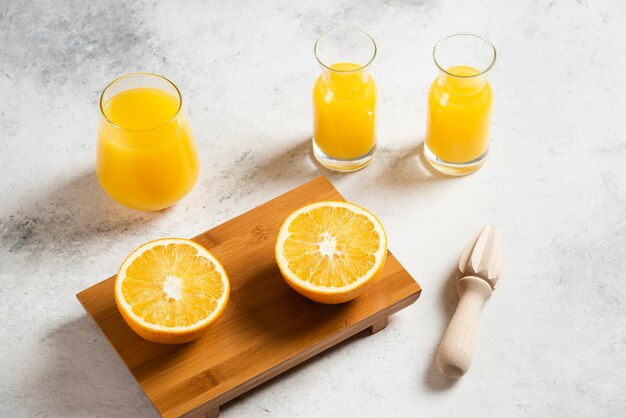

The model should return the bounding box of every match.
[77,176,421,418]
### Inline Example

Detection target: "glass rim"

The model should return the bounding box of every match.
[314,27,377,74]
[433,33,497,79]
[99,72,183,132]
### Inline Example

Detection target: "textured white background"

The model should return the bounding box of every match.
[1,0,625,416]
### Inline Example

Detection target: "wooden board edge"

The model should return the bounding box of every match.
[76,287,93,305]
[387,250,422,293]
[178,288,422,418]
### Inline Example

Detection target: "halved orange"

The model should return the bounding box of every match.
[114,238,229,344]
[275,201,387,304]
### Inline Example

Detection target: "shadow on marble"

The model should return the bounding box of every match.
[377,142,453,189]
[240,138,394,187]
[24,315,156,417]
[214,139,322,196]
[1,171,164,255]
[238,138,456,196]
[423,267,459,392]
[254,138,326,181]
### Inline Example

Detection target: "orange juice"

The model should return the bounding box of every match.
[97,86,198,211]
[425,65,493,165]
[313,62,377,160]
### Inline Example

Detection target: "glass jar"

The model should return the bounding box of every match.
[312,28,377,172]
[424,33,496,176]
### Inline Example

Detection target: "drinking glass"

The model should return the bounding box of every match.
[96,73,199,211]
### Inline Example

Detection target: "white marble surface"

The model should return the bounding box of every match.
[1,0,625,416]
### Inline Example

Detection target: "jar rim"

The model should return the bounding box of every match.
[433,33,496,79]
[314,27,377,74]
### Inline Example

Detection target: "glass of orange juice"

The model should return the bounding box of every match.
[424,33,496,176]
[313,28,377,172]
[96,73,199,211]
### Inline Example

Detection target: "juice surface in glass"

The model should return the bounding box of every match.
[426,65,492,164]
[97,84,198,211]
[313,62,377,159]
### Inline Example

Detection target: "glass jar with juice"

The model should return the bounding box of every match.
[424,34,497,176]
[96,73,199,211]
[313,28,377,171]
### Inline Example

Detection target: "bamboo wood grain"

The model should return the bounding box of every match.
[77,176,422,418]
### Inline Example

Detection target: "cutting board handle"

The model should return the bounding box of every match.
[436,276,492,378]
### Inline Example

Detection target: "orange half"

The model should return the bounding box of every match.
[275,201,387,304]
[114,238,230,344]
